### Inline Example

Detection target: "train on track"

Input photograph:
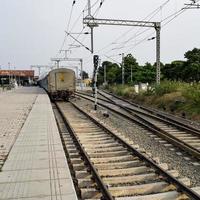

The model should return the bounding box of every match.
[38,68,76,100]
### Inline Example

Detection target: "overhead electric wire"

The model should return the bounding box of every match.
[67,0,106,54]
[103,54,121,65]
[93,0,106,17]
[69,5,87,32]
[161,0,200,25]
[87,0,171,58]
[83,0,171,64]
[106,0,200,60]
[113,0,171,47]
[83,0,100,13]
[58,0,76,54]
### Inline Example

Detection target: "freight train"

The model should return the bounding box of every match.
[38,68,76,100]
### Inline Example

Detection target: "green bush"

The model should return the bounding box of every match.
[106,85,135,98]
[182,84,200,105]
[153,81,181,96]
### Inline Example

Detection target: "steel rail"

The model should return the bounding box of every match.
[75,93,200,159]
[94,91,200,155]
[76,90,200,137]
[70,101,200,200]
[99,90,200,134]
[96,91,200,155]
[55,102,114,200]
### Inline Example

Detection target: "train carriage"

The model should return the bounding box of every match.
[38,68,76,100]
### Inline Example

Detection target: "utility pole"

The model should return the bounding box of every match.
[83,18,161,84]
[80,59,83,90]
[87,0,96,53]
[155,23,161,85]
[8,62,11,86]
[54,60,60,68]
[93,55,99,110]
[103,63,107,85]
[131,65,133,83]
[121,53,125,85]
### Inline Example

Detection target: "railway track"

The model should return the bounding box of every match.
[53,101,200,200]
[75,90,200,161]
[98,90,200,131]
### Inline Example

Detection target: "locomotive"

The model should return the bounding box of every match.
[38,68,76,100]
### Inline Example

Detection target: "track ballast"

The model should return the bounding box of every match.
[53,101,200,200]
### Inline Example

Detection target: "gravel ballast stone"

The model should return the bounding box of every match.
[72,97,200,187]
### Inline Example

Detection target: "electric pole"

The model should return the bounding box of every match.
[121,53,125,85]
[83,18,161,84]
[93,55,99,110]
[155,23,161,85]
[131,65,133,83]
[87,0,94,53]
[103,63,107,85]
[8,62,11,86]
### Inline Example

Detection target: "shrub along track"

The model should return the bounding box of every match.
[75,90,200,162]
[53,100,200,200]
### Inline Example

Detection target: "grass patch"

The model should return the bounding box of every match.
[105,84,135,98]
[105,81,200,121]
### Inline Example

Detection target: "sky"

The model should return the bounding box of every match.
[0,0,200,76]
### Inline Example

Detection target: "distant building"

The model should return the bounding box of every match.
[0,70,34,86]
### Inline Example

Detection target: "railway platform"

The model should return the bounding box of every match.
[0,87,78,200]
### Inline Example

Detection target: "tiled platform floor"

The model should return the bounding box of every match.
[0,87,40,167]
[0,88,77,200]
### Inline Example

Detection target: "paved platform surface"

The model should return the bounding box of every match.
[0,87,39,168]
[0,88,78,200]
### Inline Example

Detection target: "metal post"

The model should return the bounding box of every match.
[88,0,91,15]
[76,66,78,80]
[56,61,60,68]
[93,55,99,110]
[8,62,11,87]
[87,0,94,53]
[94,71,98,110]
[155,22,161,85]
[104,63,107,85]
[83,18,161,84]
[91,27,94,54]
[122,53,125,85]
[131,65,133,83]
[80,59,83,90]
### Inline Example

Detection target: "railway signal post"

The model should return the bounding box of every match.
[93,55,99,110]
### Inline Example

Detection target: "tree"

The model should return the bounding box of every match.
[162,48,200,82]
[97,61,121,85]
[139,62,156,83]
[123,54,139,83]
[162,61,185,81]
[184,48,200,82]
[80,71,89,80]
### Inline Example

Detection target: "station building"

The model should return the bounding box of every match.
[0,70,34,86]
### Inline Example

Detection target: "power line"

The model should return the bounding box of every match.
[162,0,200,23]
[58,0,77,54]
[86,0,171,58]
[106,0,200,60]
[93,0,106,17]
[66,32,92,52]
[83,0,100,13]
